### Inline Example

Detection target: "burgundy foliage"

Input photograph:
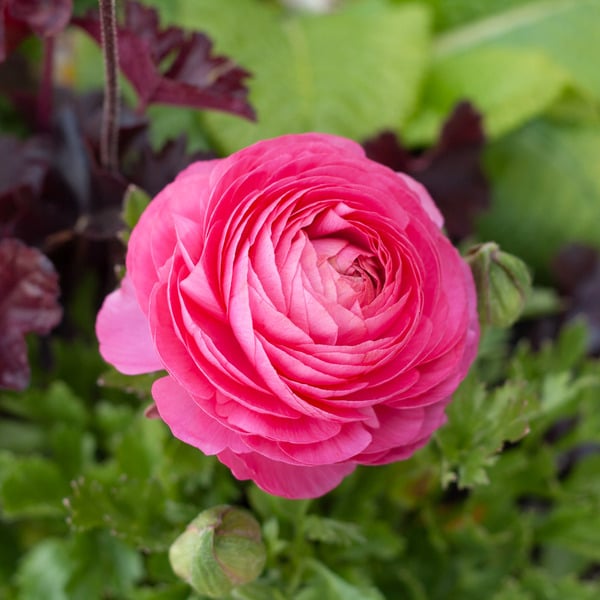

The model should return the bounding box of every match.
[0,0,72,61]
[128,134,214,197]
[0,237,62,390]
[363,101,489,240]
[552,244,600,355]
[73,0,255,119]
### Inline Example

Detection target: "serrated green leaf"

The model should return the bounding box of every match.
[121,185,152,242]
[303,515,365,546]
[129,584,191,600]
[168,0,430,153]
[0,381,87,427]
[537,504,600,561]
[115,415,168,479]
[1,456,68,519]
[66,474,175,552]
[295,560,384,600]
[65,530,144,600]
[98,366,163,400]
[248,486,311,523]
[436,375,535,488]
[519,569,599,600]
[48,425,96,479]
[0,420,45,453]
[477,119,600,274]
[404,46,571,145]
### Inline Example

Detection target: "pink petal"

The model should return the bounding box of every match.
[217,448,356,499]
[96,276,163,375]
[152,375,248,454]
[396,173,444,228]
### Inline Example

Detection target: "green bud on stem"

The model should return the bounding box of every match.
[169,505,266,598]
[465,242,532,328]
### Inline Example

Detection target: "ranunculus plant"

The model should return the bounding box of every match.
[96,133,479,498]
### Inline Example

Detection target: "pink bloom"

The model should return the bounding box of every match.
[96,133,479,499]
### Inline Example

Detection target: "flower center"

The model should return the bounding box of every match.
[329,253,384,306]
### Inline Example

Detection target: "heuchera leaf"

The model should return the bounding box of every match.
[552,244,600,355]
[127,135,213,197]
[0,237,62,390]
[363,101,489,240]
[0,0,73,61]
[73,0,255,119]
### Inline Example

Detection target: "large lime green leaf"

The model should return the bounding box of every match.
[162,0,430,153]
[404,0,600,144]
[395,0,543,32]
[435,0,600,99]
[477,119,600,274]
[403,46,571,144]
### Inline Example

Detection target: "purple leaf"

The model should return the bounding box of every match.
[127,135,214,197]
[364,101,489,240]
[73,1,255,119]
[552,244,600,355]
[1,0,72,61]
[0,237,62,390]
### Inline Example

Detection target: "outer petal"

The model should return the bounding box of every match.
[217,448,356,499]
[396,173,444,229]
[152,375,248,454]
[96,276,163,374]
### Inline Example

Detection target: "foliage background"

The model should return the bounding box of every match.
[1,0,600,598]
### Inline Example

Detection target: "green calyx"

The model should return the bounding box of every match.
[465,242,532,328]
[169,505,267,598]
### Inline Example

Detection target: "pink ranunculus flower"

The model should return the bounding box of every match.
[96,133,479,499]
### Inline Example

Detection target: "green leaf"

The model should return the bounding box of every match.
[435,0,600,100]
[48,425,96,479]
[129,584,191,600]
[0,456,68,519]
[295,560,384,600]
[537,504,600,561]
[66,475,175,552]
[436,374,534,488]
[121,185,152,242]
[0,381,87,427]
[98,366,163,400]
[65,530,144,600]
[115,415,168,479]
[477,119,600,274]
[171,0,430,153]
[0,420,45,453]
[303,515,365,546]
[414,0,544,32]
[15,539,71,600]
[404,46,571,145]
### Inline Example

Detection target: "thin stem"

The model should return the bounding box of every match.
[99,0,119,173]
[37,37,55,130]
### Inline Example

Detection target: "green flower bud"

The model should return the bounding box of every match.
[465,242,532,328]
[169,505,266,598]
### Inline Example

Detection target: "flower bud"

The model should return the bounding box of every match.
[169,505,266,598]
[465,242,532,328]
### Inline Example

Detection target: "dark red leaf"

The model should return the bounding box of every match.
[0,237,62,390]
[0,135,52,235]
[73,1,255,119]
[363,101,489,240]
[8,0,72,37]
[552,244,600,355]
[1,0,72,61]
[127,135,214,197]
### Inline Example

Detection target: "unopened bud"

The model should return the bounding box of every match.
[169,505,266,598]
[465,242,532,328]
